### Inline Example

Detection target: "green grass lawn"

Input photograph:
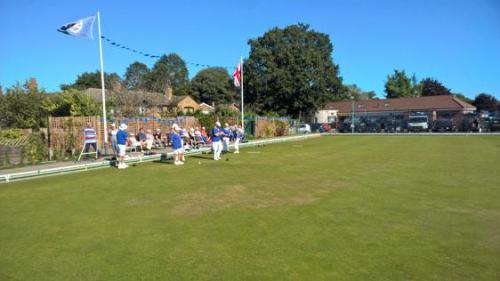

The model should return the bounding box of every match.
[1,136,499,281]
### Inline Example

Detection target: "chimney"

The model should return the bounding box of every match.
[164,85,173,101]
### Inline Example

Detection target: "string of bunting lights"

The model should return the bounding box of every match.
[100,35,234,71]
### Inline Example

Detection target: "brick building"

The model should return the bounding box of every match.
[315,95,476,131]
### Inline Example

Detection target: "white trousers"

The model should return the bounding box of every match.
[212,141,223,160]
[222,137,230,152]
[234,138,240,152]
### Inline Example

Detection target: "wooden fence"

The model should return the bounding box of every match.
[0,129,35,166]
[0,146,23,166]
[48,116,101,158]
[48,116,200,156]
[44,115,291,158]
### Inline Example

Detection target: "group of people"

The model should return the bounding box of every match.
[105,121,244,168]
[210,121,244,161]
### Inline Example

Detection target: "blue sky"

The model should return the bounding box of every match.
[1,0,499,99]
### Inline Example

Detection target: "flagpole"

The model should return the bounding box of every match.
[240,56,244,130]
[97,10,108,154]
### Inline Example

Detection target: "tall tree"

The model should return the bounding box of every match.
[44,89,101,117]
[453,93,473,104]
[61,71,122,91]
[147,53,189,95]
[245,23,345,117]
[420,78,452,96]
[190,67,235,105]
[473,93,497,112]
[1,79,48,129]
[384,70,421,98]
[345,84,377,100]
[124,61,150,90]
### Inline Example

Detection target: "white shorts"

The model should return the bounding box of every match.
[173,148,183,155]
[118,144,126,156]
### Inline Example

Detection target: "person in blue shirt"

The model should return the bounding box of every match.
[211,121,223,160]
[222,123,231,153]
[116,123,128,169]
[170,124,184,165]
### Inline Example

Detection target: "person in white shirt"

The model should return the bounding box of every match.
[222,123,231,153]
[145,129,155,151]
[109,123,119,159]
[234,125,244,154]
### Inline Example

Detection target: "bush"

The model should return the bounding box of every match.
[264,124,275,138]
[274,120,289,136]
[195,112,239,129]
[195,112,217,129]
[244,134,254,141]
[0,129,23,139]
[23,134,47,164]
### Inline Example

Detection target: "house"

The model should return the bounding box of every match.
[82,86,200,116]
[167,95,200,114]
[199,102,215,114]
[314,107,338,124]
[316,95,476,125]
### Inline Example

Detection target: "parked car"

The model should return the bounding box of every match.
[340,118,360,133]
[318,123,332,133]
[488,117,500,132]
[298,124,311,134]
[408,112,429,132]
[432,119,457,132]
[481,114,500,132]
[378,117,399,133]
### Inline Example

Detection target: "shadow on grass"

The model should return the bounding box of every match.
[152,160,172,165]
[189,154,214,160]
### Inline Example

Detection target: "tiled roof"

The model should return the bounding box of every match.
[169,96,188,106]
[324,95,476,114]
[199,103,215,110]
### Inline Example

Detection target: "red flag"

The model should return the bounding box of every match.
[233,63,241,88]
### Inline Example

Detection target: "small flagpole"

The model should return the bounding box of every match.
[240,56,244,130]
[97,10,108,154]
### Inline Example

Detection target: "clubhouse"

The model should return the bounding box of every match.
[315,95,476,125]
